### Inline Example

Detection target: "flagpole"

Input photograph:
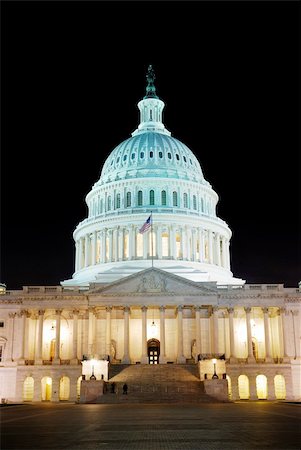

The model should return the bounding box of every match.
[150,211,153,268]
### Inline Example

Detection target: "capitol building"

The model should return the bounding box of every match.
[0,67,300,403]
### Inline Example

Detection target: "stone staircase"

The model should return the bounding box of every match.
[100,364,218,403]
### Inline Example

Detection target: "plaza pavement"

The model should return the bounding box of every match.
[1,402,301,450]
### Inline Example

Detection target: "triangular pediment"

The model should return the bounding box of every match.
[88,267,217,296]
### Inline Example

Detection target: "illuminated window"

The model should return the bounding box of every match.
[107,196,111,211]
[193,195,197,210]
[150,190,155,205]
[149,232,156,257]
[124,232,129,259]
[117,157,120,163]
[136,232,143,257]
[173,191,178,207]
[138,190,143,206]
[41,377,52,401]
[126,192,131,207]
[256,374,267,399]
[238,375,250,400]
[176,232,182,258]
[162,232,169,257]
[23,377,34,401]
[116,194,121,209]
[59,376,70,401]
[161,190,166,206]
[184,193,188,208]
[274,375,286,399]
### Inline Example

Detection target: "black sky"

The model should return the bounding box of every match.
[1,1,300,289]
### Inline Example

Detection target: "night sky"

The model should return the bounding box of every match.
[2,1,300,289]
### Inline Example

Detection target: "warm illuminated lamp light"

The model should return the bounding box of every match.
[212,358,218,379]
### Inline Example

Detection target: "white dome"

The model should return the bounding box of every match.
[61,66,244,288]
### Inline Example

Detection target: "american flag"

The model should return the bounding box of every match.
[139,215,152,234]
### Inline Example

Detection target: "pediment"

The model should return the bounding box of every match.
[88,267,217,297]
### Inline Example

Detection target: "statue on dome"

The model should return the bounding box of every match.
[144,65,158,99]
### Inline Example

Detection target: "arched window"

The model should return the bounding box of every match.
[274,375,286,399]
[59,376,70,401]
[193,195,197,210]
[159,151,163,158]
[41,377,52,401]
[116,193,121,209]
[150,190,155,205]
[126,192,131,207]
[173,191,178,207]
[238,375,250,400]
[183,193,188,208]
[23,377,34,401]
[161,190,167,206]
[107,196,111,211]
[138,190,143,206]
[256,375,267,399]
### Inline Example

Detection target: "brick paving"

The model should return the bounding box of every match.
[1,402,301,450]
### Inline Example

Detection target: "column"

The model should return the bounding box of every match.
[208,230,213,264]
[79,237,84,269]
[195,306,201,360]
[84,234,89,267]
[113,228,118,261]
[101,230,106,263]
[106,306,112,359]
[122,306,130,363]
[159,306,167,363]
[75,241,79,271]
[88,308,95,357]
[221,236,227,268]
[53,309,62,364]
[18,310,27,364]
[108,230,113,262]
[267,376,277,400]
[248,375,257,400]
[128,226,133,260]
[143,231,148,259]
[177,306,185,363]
[35,309,45,364]
[181,227,186,260]
[228,307,237,363]
[191,229,197,261]
[71,310,79,364]
[263,307,272,362]
[225,239,230,270]
[92,231,97,265]
[279,307,290,361]
[119,227,124,260]
[186,227,191,260]
[169,226,175,259]
[141,306,148,364]
[212,306,219,354]
[216,233,221,266]
[245,307,255,362]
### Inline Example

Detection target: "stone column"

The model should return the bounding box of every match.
[53,309,62,364]
[113,228,118,261]
[18,310,27,364]
[195,306,201,360]
[170,226,175,259]
[88,308,95,357]
[186,227,191,260]
[159,306,167,363]
[216,233,221,266]
[119,227,124,260]
[122,306,130,363]
[128,226,134,260]
[245,307,255,362]
[212,306,219,355]
[33,378,42,401]
[208,231,213,264]
[75,241,79,271]
[263,307,272,362]
[106,306,112,359]
[267,377,276,400]
[230,375,239,401]
[108,230,113,262]
[191,229,197,261]
[228,307,237,363]
[84,234,89,267]
[79,237,84,269]
[35,310,45,364]
[177,306,185,363]
[101,230,106,263]
[248,375,257,400]
[71,310,79,364]
[279,307,290,361]
[92,231,97,265]
[141,306,148,364]
[292,310,300,358]
[225,239,230,270]
[221,236,227,268]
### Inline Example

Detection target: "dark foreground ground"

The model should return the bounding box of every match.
[1,402,301,450]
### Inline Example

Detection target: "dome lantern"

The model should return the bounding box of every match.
[132,65,170,137]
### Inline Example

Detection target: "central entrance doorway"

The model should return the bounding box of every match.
[148,339,160,364]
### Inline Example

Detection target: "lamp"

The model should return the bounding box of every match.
[212,358,219,379]
[90,358,96,380]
